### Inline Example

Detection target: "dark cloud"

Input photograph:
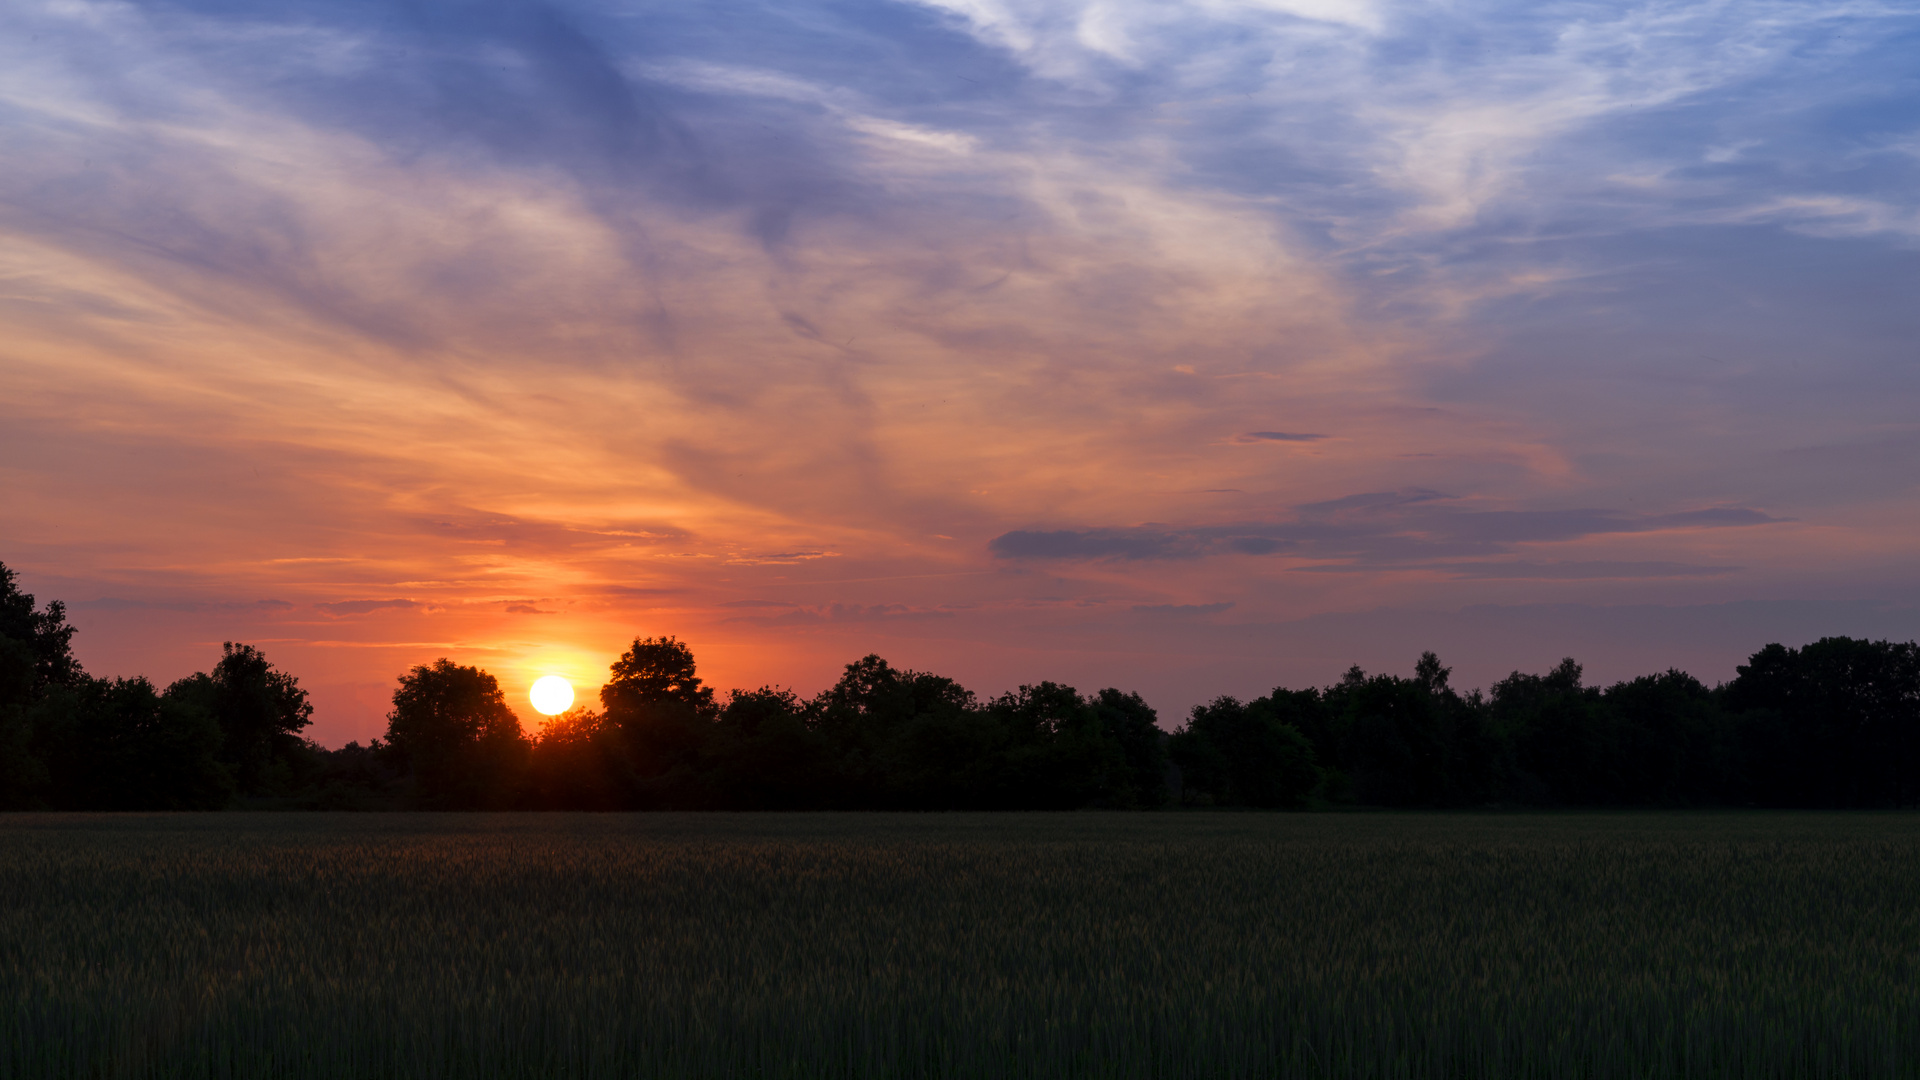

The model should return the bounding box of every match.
[1244,431,1326,442]
[991,493,1785,564]
[318,599,419,616]
[504,603,555,614]
[726,602,954,625]
[1131,602,1235,617]
[1433,562,1742,580]
[1296,489,1452,515]
[989,528,1207,561]
[72,597,294,612]
[1639,509,1781,529]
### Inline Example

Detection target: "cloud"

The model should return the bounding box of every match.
[728,551,842,565]
[1244,431,1327,442]
[990,528,1208,561]
[1131,602,1235,617]
[71,597,295,613]
[1297,489,1449,514]
[504,603,555,614]
[318,599,420,616]
[422,517,690,553]
[1431,562,1742,581]
[726,603,957,625]
[991,495,1784,563]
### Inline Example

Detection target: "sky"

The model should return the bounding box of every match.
[4,0,1919,745]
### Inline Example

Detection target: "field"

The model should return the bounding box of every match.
[2,813,1917,1079]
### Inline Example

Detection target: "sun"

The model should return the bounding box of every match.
[529,675,575,716]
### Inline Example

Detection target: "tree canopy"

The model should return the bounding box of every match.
[386,659,529,809]
[166,643,314,796]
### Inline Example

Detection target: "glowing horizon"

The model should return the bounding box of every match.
[4,0,1919,745]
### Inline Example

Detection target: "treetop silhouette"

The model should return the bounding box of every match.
[6,557,1920,811]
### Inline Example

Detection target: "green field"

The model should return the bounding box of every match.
[3,813,1916,1079]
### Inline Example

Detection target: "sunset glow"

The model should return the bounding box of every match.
[4,0,1918,744]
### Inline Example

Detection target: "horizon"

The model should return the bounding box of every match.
[6,0,1919,746]
[17,566,1919,744]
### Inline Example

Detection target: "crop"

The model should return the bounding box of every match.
[2,812,1916,1078]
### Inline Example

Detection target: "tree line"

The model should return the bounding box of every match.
[4,561,1919,810]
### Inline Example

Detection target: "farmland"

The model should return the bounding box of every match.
[2,813,1916,1078]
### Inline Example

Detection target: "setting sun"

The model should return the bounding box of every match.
[529,676,574,716]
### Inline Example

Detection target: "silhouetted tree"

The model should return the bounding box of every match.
[990,682,1135,809]
[1090,688,1171,808]
[166,643,315,796]
[1724,637,1920,807]
[1324,653,1493,806]
[706,687,834,809]
[526,707,630,810]
[1489,658,1611,804]
[600,637,718,804]
[385,659,529,808]
[1603,669,1735,805]
[0,562,82,694]
[301,737,406,809]
[20,545,1920,816]
[1170,695,1319,807]
[37,677,232,810]
[0,640,51,809]
[0,563,85,808]
[816,655,985,807]
[603,636,715,712]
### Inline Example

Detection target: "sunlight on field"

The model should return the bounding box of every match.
[2,812,1917,1078]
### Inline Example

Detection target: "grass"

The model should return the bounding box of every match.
[2,812,1917,1078]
